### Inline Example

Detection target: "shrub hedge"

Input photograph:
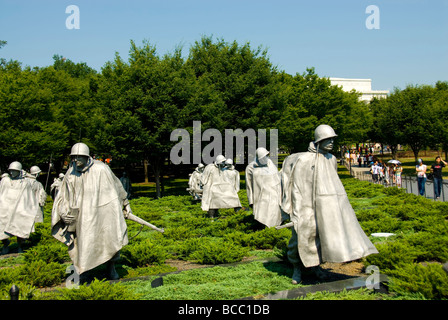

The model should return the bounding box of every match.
[1,168,447,300]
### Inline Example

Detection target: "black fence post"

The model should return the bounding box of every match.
[9,284,19,300]
[442,180,446,202]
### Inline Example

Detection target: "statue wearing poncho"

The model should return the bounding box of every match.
[245,147,282,228]
[51,143,129,278]
[280,125,378,284]
[201,155,241,217]
[0,162,39,254]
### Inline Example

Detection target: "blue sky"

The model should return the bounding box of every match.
[0,0,447,91]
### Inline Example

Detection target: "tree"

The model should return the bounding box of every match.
[0,56,100,173]
[181,36,284,167]
[432,81,448,159]
[385,85,437,162]
[0,62,68,169]
[276,68,371,153]
[99,40,196,197]
[369,96,403,159]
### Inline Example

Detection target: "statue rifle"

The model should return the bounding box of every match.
[275,222,294,230]
[125,211,164,233]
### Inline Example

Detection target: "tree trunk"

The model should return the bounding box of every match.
[150,156,164,199]
[390,144,398,160]
[144,159,149,183]
[412,148,420,163]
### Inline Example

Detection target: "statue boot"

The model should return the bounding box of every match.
[208,209,218,220]
[291,263,302,284]
[106,260,119,280]
[16,237,24,253]
[106,252,120,280]
[1,239,10,255]
[312,265,329,281]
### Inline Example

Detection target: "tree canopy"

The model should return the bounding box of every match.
[1,36,446,196]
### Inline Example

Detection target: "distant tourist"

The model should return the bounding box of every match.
[370,160,381,183]
[430,156,447,200]
[416,159,427,196]
[394,164,403,188]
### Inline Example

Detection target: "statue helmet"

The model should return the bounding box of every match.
[30,166,42,175]
[225,158,233,165]
[8,161,22,171]
[198,163,205,168]
[58,173,65,179]
[314,124,338,143]
[215,155,226,164]
[70,142,90,157]
[256,147,269,159]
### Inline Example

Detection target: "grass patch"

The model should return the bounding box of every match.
[123,260,297,300]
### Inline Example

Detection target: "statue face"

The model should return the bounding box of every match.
[319,138,334,152]
[257,156,269,166]
[9,170,20,178]
[71,155,89,170]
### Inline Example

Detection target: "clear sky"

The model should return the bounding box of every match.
[0,0,447,91]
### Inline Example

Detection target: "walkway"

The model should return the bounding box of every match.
[344,162,448,202]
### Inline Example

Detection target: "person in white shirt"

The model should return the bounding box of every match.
[370,161,381,183]
[416,158,427,196]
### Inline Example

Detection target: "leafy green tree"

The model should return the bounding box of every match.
[0,62,68,170]
[0,56,100,172]
[183,36,281,165]
[276,68,371,153]
[432,81,448,159]
[369,96,403,159]
[52,54,97,78]
[99,40,196,197]
[185,36,277,131]
[386,85,437,162]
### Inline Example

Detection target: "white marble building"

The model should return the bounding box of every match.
[329,78,389,102]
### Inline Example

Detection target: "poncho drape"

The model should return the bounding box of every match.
[52,159,128,274]
[246,159,282,228]
[0,175,38,240]
[201,163,241,211]
[281,142,378,267]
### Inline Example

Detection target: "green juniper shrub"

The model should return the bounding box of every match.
[298,288,389,300]
[38,279,141,300]
[0,259,67,289]
[387,263,448,300]
[27,223,54,246]
[164,225,196,241]
[18,260,67,288]
[364,240,421,272]
[23,242,70,264]
[382,186,406,196]
[183,237,249,265]
[121,239,168,267]
[245,227,291,250]
[122,264,177,279]
[405,232,448,262]
[0,265,21,287]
